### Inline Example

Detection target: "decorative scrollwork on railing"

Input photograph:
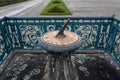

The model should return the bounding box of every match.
[112,33,120,62]
[0,31,6,64]
[75,25,98,49]
[47,25,56,32]
[97,25,110,49]
[0,38,3,63]
[2,26,13,51]
[64,25,71,31]
[20,25,45,48]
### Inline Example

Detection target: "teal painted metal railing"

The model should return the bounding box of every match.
[0,16,120,66]
[105,18,120,66]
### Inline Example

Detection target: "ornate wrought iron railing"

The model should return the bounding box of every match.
[0,16,120,66]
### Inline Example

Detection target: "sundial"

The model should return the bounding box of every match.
[38,19,82,80]
[39,19,82,52]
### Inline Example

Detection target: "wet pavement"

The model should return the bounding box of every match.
[0,0,49,18]
[0,0,120,18]
[0,52,120,80]
[64,0,120,18]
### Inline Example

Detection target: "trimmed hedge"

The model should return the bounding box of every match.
[41,0,71,15]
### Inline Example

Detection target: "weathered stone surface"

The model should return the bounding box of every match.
[0,52,120,80]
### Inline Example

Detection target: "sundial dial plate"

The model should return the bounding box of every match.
[43,31,78,46]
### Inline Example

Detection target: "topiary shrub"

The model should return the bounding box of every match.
[48,6,64,13]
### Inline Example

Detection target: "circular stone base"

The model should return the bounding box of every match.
[39,31,82,52]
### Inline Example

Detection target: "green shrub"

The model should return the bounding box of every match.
[41,0,71,15]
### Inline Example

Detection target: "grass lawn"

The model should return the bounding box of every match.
[0,0,27,6]
[41,0,71,15]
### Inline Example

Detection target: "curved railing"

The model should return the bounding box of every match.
[0,16,120,66]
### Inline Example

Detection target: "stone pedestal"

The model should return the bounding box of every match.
[42,53,79,80]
